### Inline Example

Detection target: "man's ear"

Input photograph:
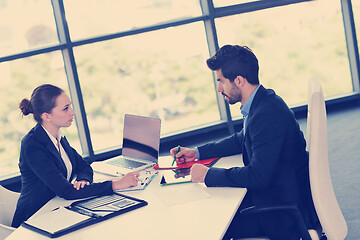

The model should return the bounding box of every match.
[234,76,246,87]
[41,112,52,123]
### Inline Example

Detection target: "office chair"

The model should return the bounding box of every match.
[305,78,347,239]
[235,79,347,240]
[0,224,15,240]
[0,185,20,239]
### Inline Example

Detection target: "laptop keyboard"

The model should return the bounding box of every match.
[107,157,147,169]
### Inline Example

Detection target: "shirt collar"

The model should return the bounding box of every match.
[240,85,261,117]
[41,125,65,145]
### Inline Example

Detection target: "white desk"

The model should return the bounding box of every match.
[7,155,246,240]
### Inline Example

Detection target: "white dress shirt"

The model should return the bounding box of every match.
[41,125,73,181]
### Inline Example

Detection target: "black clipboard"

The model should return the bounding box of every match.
[22,192,147,238]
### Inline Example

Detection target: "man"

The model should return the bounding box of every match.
[170,45,318,239]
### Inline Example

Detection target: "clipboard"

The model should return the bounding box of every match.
[154,157,220,170]
[117,170,157,192]
[22,193,147,238]
[160,169,192,186]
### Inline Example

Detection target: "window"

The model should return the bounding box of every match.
[0,53,80,178]
[353,0,360,57]
[0,1,58,57]
[213,0,255,8]
[215,0,353,118]
[0,0,359,179]
[63,0,202,40]
[74,23,219,152]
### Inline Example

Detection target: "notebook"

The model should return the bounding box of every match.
[92,114,161,176]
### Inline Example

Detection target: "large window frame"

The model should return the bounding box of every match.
[0,0,359,184]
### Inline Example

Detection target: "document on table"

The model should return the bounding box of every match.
[23,206,91,234]
[22,193,148,238]
[155,183,210,206]
[117,169,157,192]
[96,169,158,192]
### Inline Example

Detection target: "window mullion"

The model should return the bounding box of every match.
[200,0,235,134]
[51,0,94,158]
[341,0,360,93]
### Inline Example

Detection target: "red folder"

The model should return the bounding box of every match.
[153,157,220,170]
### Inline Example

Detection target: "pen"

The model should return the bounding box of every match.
[171,145,180,166]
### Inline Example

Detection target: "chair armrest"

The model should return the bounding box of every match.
[239,204,312,240]
[239,204,301,215]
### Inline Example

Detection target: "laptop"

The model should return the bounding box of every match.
[92,114,161,176]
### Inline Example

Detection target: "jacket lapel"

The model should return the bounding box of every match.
[246,85,266,127]
[34,124,68,177]
[60,136,76,179]
[242,85,267,165]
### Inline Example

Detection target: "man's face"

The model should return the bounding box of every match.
[215,69,242,105]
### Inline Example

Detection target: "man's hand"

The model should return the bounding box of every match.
[170,146,197,164]
[190,164,209,183]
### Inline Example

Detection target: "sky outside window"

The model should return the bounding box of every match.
[63,0,202,40]
[0,1,58,57]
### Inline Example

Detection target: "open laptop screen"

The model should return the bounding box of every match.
[122,114,161,162]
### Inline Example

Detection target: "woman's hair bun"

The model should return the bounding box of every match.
[19,98,33,116]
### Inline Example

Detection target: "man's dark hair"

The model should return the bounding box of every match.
[206,45,259,85]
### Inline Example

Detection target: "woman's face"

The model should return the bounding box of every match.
[48,92,75,128]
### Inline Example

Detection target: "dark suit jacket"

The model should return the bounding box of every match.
[198,86,318,238]
[12,124,113,228]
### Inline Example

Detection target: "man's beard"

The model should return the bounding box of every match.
[222,86,242,105]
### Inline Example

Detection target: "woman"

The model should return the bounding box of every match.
[12,84,139,228]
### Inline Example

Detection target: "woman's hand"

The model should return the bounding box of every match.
[111,171,140,191]
[73,180,90,190]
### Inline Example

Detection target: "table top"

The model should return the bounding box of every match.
[7,154,246,240]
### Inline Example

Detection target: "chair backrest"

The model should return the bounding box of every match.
[306,78,347,240]
[0,223,16,239]
[0,185,20,227]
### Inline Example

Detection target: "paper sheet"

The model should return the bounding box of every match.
[155,183,210,206]
[25,207,91,234]
[117,170,157,192]
[157,155,176,168]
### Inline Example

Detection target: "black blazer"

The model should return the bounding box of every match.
[198,86,318,237]
[12,124,113,228]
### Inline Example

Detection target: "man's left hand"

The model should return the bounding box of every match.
[190,164,209,183]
